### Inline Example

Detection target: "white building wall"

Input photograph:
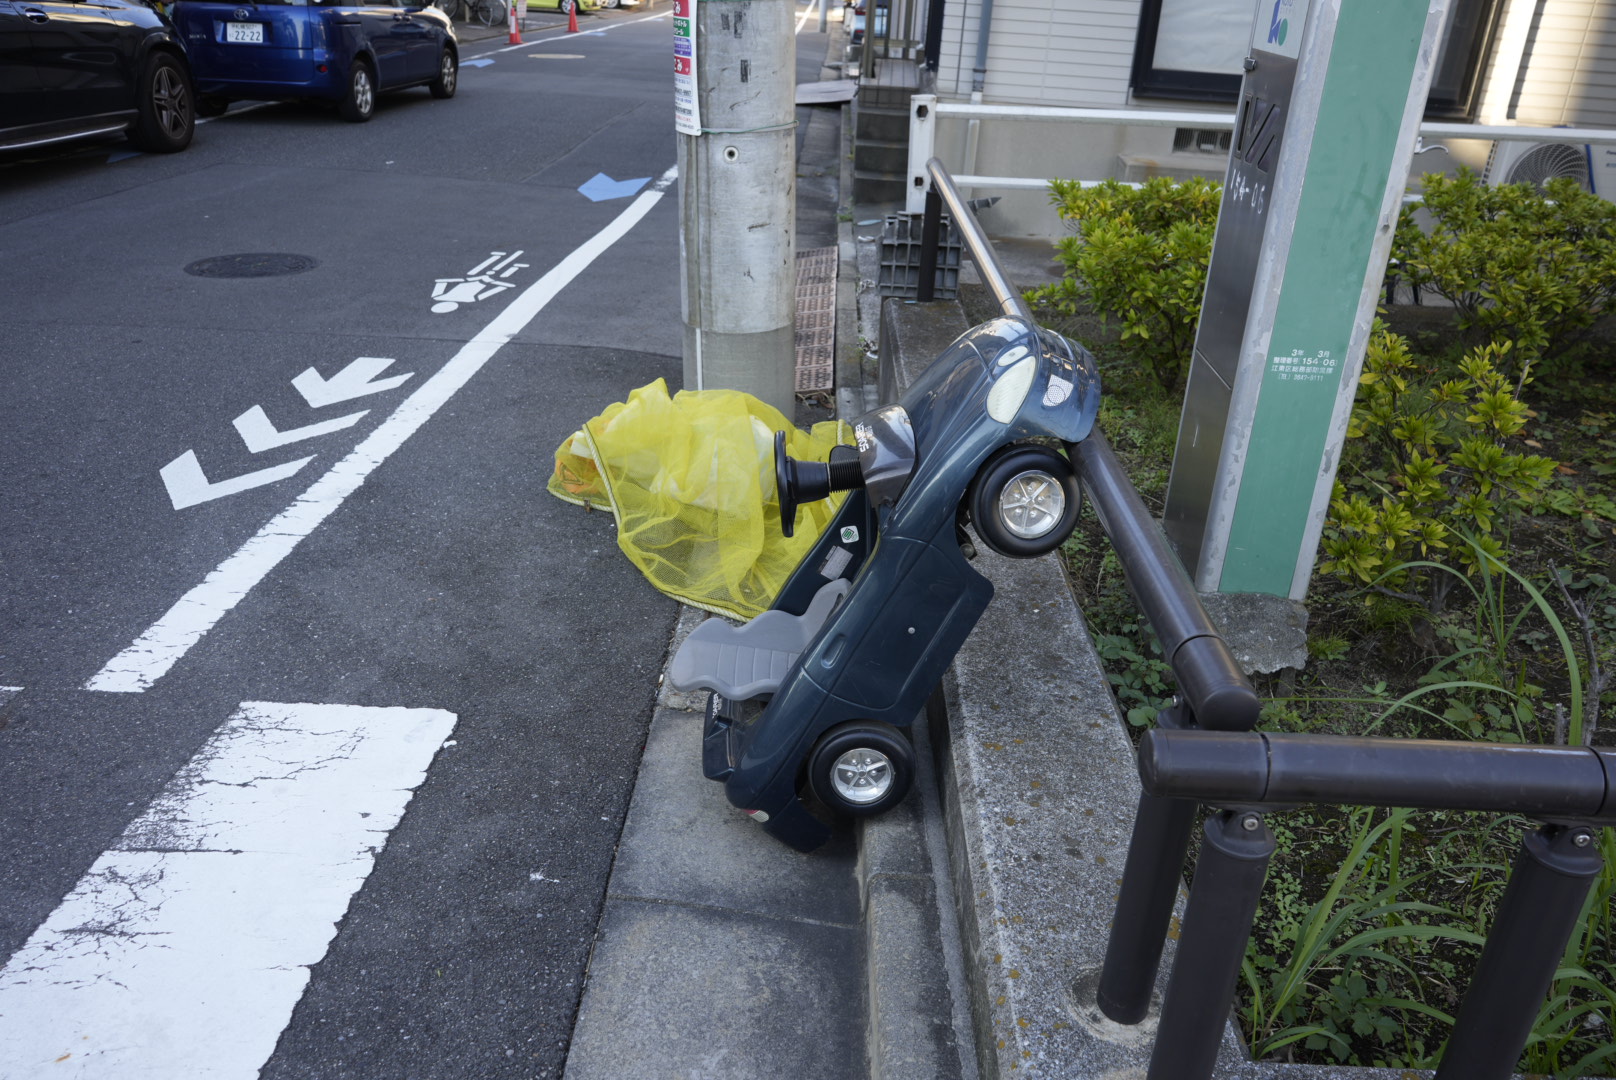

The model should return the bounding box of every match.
[1510,0,1616,126]
[936,0,1140,105]
[1475,0,1616,127]
[921,0,1616,238]
[931,0,1235,236]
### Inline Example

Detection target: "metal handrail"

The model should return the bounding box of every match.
[919,164,1031,322]
[917,156,1258,731]
[906,94,1616,213]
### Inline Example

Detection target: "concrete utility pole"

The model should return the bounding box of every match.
[677,0,797,415]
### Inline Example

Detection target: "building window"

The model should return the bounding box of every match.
[1425,0,1505,119]
[1131,0,1503,121]
[1130,0,1248,103]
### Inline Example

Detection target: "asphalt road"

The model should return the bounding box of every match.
[0,9,710,1078]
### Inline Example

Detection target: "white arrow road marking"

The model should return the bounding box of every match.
[0,701,457,1080]
[292,357,413,408]
[233,404,369,453]
[159,450,317,511]
[86,164,679,693]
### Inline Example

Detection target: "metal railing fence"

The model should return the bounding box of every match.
[913,156,1614,1080]
[906,94,1616,214]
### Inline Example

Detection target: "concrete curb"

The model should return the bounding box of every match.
[876,299,1226,1079]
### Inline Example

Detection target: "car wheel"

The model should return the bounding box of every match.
[195,94,229,119]
[429,49,457,98]
[967,444,1082,558]
[129,52,194,153]
[339,60,376,123]
[807,721,915,818]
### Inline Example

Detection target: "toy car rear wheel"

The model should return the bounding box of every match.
[807,721,915,818]
[339,60,376,123]
[967,444,1081,558]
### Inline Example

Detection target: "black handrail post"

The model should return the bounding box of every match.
[1098,704,1201,1023]
[1435,823,1604,1080]
[1146,808,1276,1080]
[917,185,942,303]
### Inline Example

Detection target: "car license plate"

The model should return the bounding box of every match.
[225,21,263,43]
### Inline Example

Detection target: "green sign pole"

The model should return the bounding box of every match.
[1162,0,1448,600]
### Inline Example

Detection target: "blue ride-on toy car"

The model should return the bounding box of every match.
[668,315,1101,851]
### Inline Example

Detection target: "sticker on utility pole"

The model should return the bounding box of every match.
[1266,347,1338,384]
[1252,0,1307,60]
[673,0,699,136]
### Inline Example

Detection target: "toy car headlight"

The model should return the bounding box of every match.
[986,355,1037,424]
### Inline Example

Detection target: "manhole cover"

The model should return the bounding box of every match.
[183,253,319,278]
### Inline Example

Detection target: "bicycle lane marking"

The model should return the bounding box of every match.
[84,164,679,694]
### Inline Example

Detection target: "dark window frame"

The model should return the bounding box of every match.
[1129,0,1505,121]
[1129,0,1244,104]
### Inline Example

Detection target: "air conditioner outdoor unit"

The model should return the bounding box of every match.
[1483,139,1616,201]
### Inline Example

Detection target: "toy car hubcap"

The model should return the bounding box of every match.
[998,469,1064,539]
[831,748,892,804]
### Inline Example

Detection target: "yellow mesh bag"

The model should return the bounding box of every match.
[548,378,852,620]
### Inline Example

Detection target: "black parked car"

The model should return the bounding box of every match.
[0,0,195,154]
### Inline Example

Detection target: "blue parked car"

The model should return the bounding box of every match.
[171,0,457,122]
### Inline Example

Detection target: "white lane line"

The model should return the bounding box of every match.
[0,701,457,1080]
[86,164,678,693]
[197,102,274,126]
[0,687,19,704]
[794,0,823,34]
[466,9,667,58]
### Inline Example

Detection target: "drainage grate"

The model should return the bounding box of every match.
[184,253,319,279]
[794,246,837,399]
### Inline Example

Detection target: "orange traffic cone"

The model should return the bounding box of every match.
[566,0,578,33]
[508,0,522,43]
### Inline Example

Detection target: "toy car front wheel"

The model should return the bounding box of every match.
[807,721,915,817]
[967,444,1081,558]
